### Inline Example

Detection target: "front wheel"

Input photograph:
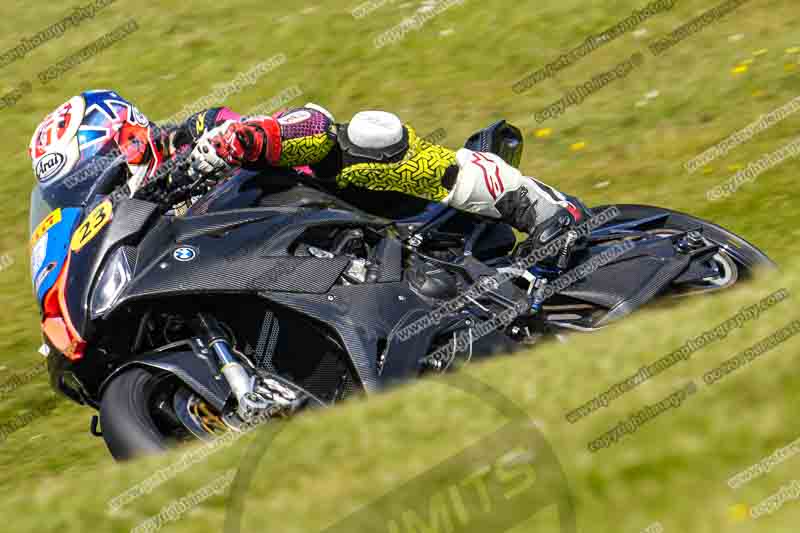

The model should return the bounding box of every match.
[100,366,321,461]
[99,368,171,460]
[99,368,225,461]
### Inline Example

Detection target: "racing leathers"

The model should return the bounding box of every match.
[133,104,588,257]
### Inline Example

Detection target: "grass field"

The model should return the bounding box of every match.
[0,0,798,531]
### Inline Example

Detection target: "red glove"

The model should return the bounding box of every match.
[189,117,282,177]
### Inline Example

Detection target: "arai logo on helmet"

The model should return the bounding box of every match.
[35,152,66,182]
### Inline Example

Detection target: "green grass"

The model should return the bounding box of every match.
[0,0,798,531]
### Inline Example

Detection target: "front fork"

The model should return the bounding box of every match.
[193,313,274,421]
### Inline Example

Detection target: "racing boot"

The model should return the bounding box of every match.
[442,148,590,269]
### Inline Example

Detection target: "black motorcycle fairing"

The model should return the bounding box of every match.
[380,307,450,382]
[557,242,693,326]
[254,182,381,213]
[596,253,693,327]
[260,254,533,391]
[114,207,393,306]
[63,197,160,339]
[189,167,355,215]
[35,114,781,458]
[189,166,432,220]
[548,204,776,328]
[189,166,516,263]
[555,236,678,309]
[593,204,777,271]
[464,120,524,168]
[46,337,102,406]
[671,247,725,284]
[329,187,437,219]
[262,282,437,391]
[241,208,389,258]
[46,323,231,411]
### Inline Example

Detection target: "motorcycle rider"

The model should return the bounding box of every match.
[29,90,588,261]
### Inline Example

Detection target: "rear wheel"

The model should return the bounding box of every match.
[538,205,775,332]
[641,228,739,295]
[594,204,776,282]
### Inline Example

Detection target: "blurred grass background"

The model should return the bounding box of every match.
[0,0,798,531]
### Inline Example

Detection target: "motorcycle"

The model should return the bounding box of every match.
[28,121,776,460]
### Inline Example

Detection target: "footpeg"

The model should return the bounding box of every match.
[557,230,579,270]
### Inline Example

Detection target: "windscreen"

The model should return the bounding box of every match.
[29,152,128,235]
[29,185,55,236]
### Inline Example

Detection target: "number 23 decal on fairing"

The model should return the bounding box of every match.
[70,200,113,252]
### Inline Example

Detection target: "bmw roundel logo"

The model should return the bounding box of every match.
[173,246,197,262]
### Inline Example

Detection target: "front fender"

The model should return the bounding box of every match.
[98,347,231,412]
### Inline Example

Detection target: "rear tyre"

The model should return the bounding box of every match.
[641,228,739,295]
[595,204,777,275]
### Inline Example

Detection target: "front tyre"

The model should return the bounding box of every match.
[99,368,172,461]
[100,365,324,461]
